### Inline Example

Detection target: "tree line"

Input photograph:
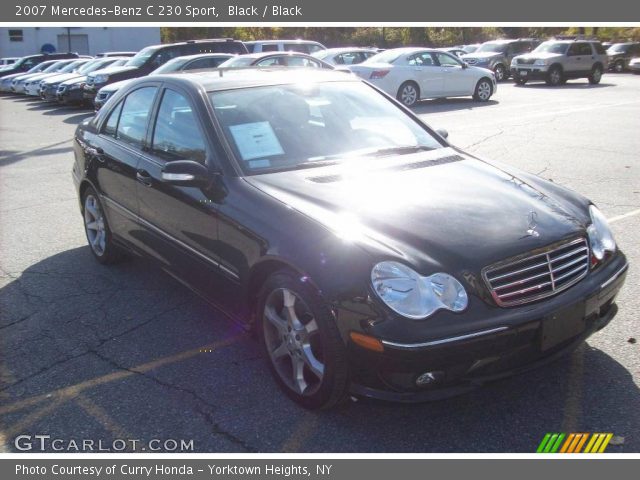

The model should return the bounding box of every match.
[161,27,640,47]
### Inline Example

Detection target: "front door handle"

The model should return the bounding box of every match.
[85,146,104,161]
[136,169,153,187]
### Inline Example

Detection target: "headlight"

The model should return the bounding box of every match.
[587,205,616,263]
[371,261,468,319]
[534,59,548,66]
[93,74,109,83]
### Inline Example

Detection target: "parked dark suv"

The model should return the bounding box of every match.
[83,39,247,104]
[607,42,640,72]
[460,39,540,81]
[0,52,79,78]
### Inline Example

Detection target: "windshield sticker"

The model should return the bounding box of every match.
[229,121,284,161]
[248,159,271,169]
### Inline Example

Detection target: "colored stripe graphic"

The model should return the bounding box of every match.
[538,433,613,453]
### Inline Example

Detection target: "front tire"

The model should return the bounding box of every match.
[546,66,563,86]
[493,64,507,81]
[258,270,349,410]
[473,78,493,102]
[82,187,124,265]
[397,81,419,107]
[589,65,603,84]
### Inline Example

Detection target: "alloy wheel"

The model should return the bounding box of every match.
[615,61,624,73]
[400,84,418,106]
[494,65,505,81]
[263,288,325,396]
[477,80,492,101]
[84,194,106,256]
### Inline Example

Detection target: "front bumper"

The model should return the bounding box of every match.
[511,64,550,80]
[347,254,628,402]
[57,87,85,104]
[41,86,59,101]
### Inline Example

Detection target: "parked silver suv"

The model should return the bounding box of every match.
[511,39,608,86]
[460,39,540,81]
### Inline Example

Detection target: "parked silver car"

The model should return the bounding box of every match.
[510,39,608,86]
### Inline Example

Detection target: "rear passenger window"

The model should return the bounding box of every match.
[116,87,157,149]
[579,43,593,55]
[261,44,279,52]
[151,89,206,163]
[103,101,123,137]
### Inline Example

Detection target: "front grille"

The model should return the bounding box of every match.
[517,58,536,65]
[483,238,589,307]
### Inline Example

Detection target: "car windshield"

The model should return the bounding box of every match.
[43,61,68,72]
[607,44,629,53]
[533,42,569,54]
[125,46,159,67]
[60,61,84,73]
[364,50,404,64]
[27,62,52,73]
[476,43,507,53]
[219,57,255,68]
[209,81,443,174]
[152,57,190,73]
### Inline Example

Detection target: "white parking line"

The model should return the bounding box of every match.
[609,208,640,224]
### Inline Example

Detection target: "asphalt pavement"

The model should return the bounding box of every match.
[1,73,639,453]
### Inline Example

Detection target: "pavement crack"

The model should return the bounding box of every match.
[89,350,256,452]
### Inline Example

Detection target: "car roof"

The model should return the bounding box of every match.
[245,39,323,45]
[235,51,319,60]
[320,47,378,54]
[145,68,357,92]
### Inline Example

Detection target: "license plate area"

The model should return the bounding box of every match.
[519,69,528,75]
[541,302,586,351]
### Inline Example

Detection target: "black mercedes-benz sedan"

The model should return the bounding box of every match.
[72,69,628,409]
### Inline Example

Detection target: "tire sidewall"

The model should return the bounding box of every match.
[81,187,120,264]
[256,270,349,410]
[474,78,492,101]
[397,81,419,107]
[547,66,563,86]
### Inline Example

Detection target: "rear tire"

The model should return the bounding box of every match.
[494,64,506,82]
[588,65,603,84]
[257,270,349,410]
[546,66,563,86]
[397,81,419,107]
[473,78,493,102]
[82,187,125,265]
[614,60,624,73]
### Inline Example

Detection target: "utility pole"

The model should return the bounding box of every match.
[66,27,71,52]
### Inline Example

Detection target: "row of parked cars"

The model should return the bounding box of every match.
[1,37,638,110]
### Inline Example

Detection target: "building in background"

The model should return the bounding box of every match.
[0,27,161,57]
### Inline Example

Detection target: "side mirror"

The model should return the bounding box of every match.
[461,62,468,69]
[162,160,211,187]
[435,128,449,139]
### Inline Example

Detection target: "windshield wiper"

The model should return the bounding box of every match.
[368,145,435,157]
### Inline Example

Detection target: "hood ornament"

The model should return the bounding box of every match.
[524,211,540,238]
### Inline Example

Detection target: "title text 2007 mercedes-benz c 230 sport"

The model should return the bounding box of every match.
[73,69,628,409]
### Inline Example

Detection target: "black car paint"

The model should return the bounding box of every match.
[82,40,248,103]
[0,53,79,78]
[73,73,627,399]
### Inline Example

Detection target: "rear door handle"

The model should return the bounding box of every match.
[136,169,153,187]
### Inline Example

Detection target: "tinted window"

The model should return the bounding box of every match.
[308,44,324,54]
[578,43,593,55]
[116,87,158,149]
[594,43,607,55]
[184,57,229,70]
[335,52,371,65]
[151,89,206,163]
[284,43,311,54]
[103,101,123,137]
[261,44,279,52]
[256,56,286,67]
[150,47,184,69]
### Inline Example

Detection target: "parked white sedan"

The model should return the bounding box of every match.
[348,48,497,107]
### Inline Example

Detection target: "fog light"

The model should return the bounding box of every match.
[415,371,443,386]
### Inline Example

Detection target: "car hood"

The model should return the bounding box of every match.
[61,75,87,86]
[99,78,133,93]
[462,51,502,60]
[25,72,62,82]
[42,72,80,85]
[89,65,137,77]
[516,52,563,61]
[244,147,587,273]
